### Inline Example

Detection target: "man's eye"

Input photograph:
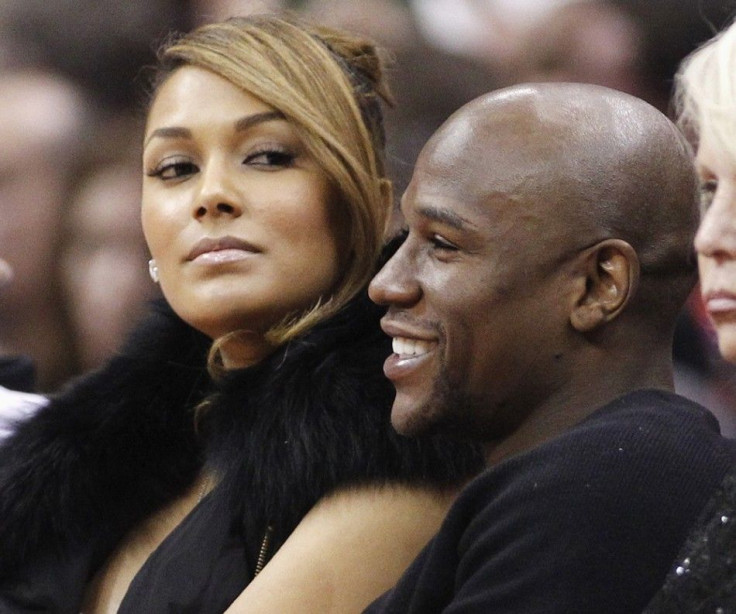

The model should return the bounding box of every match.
[431,234,458,251]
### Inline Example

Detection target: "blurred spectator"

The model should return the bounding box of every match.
[408,0,734,112]
[409,0,583,81]
[192,0,285,23]
[60,134,159,371]
[0,0,194,110]
[515,1,652,101]
[0,1,196,390]
[0,71,92,391]
[611,0,733,111]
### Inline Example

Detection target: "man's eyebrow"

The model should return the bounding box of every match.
[416,205,474,230]
[144,111,286,147]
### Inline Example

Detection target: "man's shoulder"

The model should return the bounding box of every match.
[577,388,720,435]
[457,389,736,520]
[535,388,728,469]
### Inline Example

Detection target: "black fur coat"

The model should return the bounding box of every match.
[0,290,483,612]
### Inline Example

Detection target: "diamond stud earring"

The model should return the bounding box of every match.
[148,259,160,283]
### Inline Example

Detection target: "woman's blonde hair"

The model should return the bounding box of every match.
[675,18,736,164]
[149,14,393,367]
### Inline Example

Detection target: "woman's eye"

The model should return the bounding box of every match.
[244,148,295,168]
[147,160,198,181]
[699,180,718,213]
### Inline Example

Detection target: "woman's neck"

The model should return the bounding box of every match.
[219,333,275,369]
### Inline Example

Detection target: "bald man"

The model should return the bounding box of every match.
[364,83,736,613]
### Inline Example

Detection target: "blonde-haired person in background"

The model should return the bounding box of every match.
[0,15,482,613]
[644,17,736,613]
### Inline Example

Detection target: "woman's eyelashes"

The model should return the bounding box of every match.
[699,179,717,213]
[146,145,297,181]
[243,145,295,168]
[146,158,198,181]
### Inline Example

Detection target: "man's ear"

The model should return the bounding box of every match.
[570,239,640,333]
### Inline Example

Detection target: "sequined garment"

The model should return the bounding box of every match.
[644,467,736,614]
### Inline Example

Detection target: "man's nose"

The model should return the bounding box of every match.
[369,239,421,307]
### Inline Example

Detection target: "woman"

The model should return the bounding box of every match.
[644,19,736,613]
[0,15,483,613]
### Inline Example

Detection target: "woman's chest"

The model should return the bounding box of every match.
[80,477,207,613]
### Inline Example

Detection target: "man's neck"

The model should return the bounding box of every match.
[483,352,675,466]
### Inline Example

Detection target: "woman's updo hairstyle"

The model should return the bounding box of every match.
[149,14,393,355]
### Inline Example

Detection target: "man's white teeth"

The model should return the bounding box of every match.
[392,337,433,357]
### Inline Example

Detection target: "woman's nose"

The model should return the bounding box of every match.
[695,184,736,259]
[193,162,243,220]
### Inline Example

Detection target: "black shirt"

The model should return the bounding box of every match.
[366,390,736,614]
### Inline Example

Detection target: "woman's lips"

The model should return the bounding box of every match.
[186,236,260,263]
[703,291,736,316]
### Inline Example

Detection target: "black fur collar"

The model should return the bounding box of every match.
[0,288,483,583]
[0,299,210,580]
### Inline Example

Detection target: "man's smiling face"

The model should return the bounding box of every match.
[369,105,578,441]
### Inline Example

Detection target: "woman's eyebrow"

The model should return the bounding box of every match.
[235,110,285,132]
[144,111,286,148]
[144,126,191,147]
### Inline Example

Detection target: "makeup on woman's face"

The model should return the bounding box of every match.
[141,66,342,352]
[694,134,736,362]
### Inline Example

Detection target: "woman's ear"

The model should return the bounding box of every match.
[570,239,640,333]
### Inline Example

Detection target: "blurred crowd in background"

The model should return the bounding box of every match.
[1,0,736,430]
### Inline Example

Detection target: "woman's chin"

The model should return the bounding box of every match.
[716,328,736,364]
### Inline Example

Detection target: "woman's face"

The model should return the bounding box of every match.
[142,66,342,355]
[694,132,736,362]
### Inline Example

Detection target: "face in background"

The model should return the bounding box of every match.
[369,116,579,440]
[0,70,88,388]
[142,66,342,363]
[61,165,155,370]
[693,133,736,362]
[0,72,85,314]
